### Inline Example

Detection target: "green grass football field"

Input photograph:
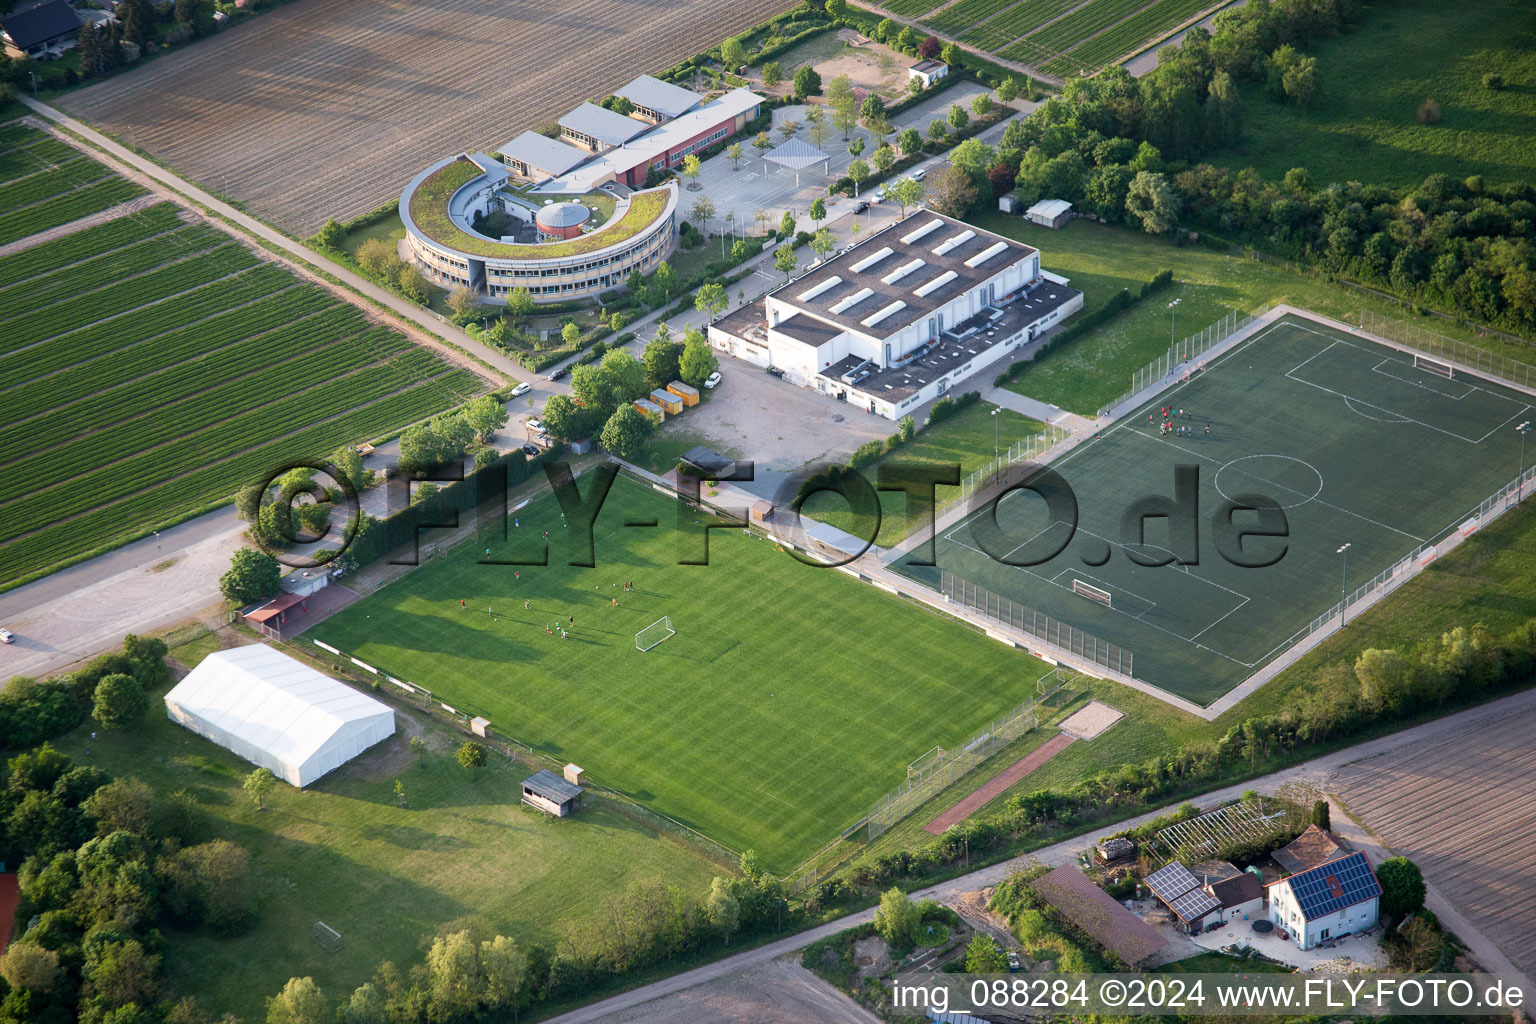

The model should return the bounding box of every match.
[312,476,1056,874]
[899,313,1534,706]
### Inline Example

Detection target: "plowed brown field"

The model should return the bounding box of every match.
[60,0,792,235]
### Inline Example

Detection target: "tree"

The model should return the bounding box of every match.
[847,158,870,197]
[972,92,993,117]
[726,142,743,170]
[479,935,526,1013]
[679,331,718,386]
[681,154,701,188]
[847,134,865,159]
[1377,857,1426,922]
[165,839,253,934]
[809,228,836,263]
[355,237,395,278]
[505,287,535,326]
[427,930,485,1021]
[266,977,327,1024]
[341,983,387,1024]
[83,778,155,837]
[792,65,821,100]
[652,259,677,300]
[997,76,1019,103]
[941,42,961,66]
[774,243,798,281]
[695,281,728,321]
[396,265,429,303]
[896,25,918,53]
[1312,799,1331,830]
[1,941,61,991]
[1124,171,1179,234]
[461,394,507,443]
[761,61,782,89]
[1355,648,1420,713]
[875,886,919,947]
[897,126,922,156]
[599,348,647,404]
[874,17,895,41]
[220,547,279,605]
[643,337,683,388]
[860,93,887,124]
[173,0,212,38]
[808,113,833,150]
[720,36,746,69]
[947,104,969,131]
[752,131,773,161]
[928,165,979,218]
[928,118,948,142]
[314,218,345,251]
[888,176,924,217]
[243,768,276,811]
[964,932,1008,972]
[779,210,796,238]
[456,742,488,776]
[446,285,479,324]
[949,138,994,180]
[600,404,655,459]
[705,876,739,945]
[119,0,153,48]
[93,673,150,730]
[808,196,826,229]
[872,145,895,175]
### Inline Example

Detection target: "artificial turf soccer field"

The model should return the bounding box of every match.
[311,476,1056,874]
[898,313,1534,706]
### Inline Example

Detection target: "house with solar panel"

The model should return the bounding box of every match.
[706,209,1082,420]
[1265,850,1381,949]
[1144,862,1224,934]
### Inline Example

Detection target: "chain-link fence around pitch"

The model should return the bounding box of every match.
[862,669,1072,841]
[1358,310,1536,392]
[954,423,1072,507]
[1099,307,1269,418]
[940,570,1133,676]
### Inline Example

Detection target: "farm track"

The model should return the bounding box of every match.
[1330,714,1536,981]
[59,0,797,235]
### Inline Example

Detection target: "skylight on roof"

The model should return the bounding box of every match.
[913,270,958,297]
[829,287,875,314]
[882,258,925,285]
[850,246,895,272]
[965,241,1009,267]
[902,218,943,244]
[798,275,843,302]
[933,230,976,256]
[861,300,907,329]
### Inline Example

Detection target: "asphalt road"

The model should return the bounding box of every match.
[547,686,1536,1023]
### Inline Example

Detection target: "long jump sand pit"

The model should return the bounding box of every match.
[60,0,794,235]
[1058,699,1125,741]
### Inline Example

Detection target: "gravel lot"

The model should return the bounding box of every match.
[60,0,794,234]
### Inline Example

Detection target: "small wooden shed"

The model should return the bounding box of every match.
[633,397,665,421]
[650,388,683,414]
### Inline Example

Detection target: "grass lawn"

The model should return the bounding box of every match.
[633,423,742,477]
[47,641,721,1022]
[800,400,1047,545]
[1158,951,1293,974]
[973,212,1534,416]
[1208,0,1536,189]
[310,475,1057,874]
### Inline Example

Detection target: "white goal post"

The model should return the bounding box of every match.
[635,616,676,652]
[1072,579,1112,608]
[312,921,343,952]
[1413,353,1455,379]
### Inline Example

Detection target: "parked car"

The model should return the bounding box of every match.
[911,168,928,182]
[1006,950,1022,973]
[704,371,722,389]
[0,628,13,644]
[767,366,786,378]
[853,201,870,214]
[521,444,540,457]
[526,417,544,434]
[511,381,532,397]
[547,366,570,381]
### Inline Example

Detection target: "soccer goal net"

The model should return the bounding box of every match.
[1072,579,1112,608]
[1414,353,1455,379]
[635,616,676,652]
[312,921,343,953]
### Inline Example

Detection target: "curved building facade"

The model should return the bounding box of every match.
[400,153,677,304]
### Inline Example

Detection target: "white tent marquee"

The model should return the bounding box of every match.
[164,644,395,787]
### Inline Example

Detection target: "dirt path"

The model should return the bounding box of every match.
[924,732,1075,834]
[0,189,170,258]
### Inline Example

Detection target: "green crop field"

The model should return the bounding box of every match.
[967,0,1080,51]
[1208,0,1536,188]
[885,0,949,17]
[46,647,721,1021]
[311,475,1058,874]
[0,202,484,588]
[924,0,1020,39]
[1041,0,1215,74]
[898,311,1535,706]
[0,120,145,243]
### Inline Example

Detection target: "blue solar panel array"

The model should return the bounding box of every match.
[1287,851,1381,921]
[1145,862,1200,902]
